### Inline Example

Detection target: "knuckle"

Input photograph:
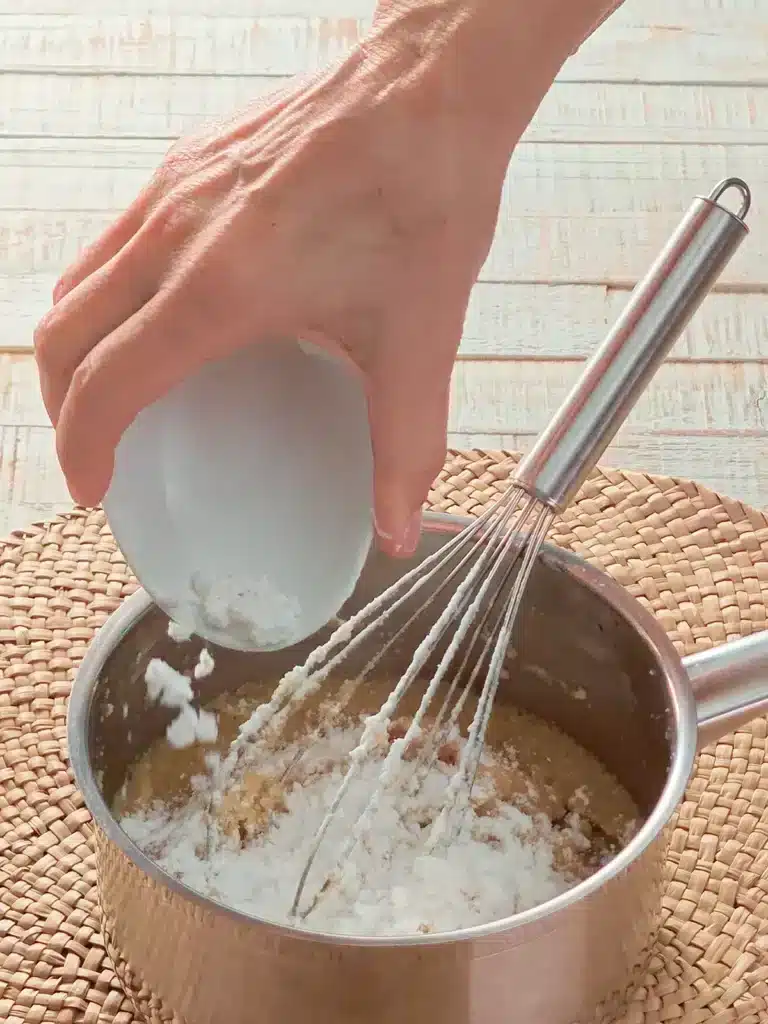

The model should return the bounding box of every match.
[161,143,195,183]
[150,193,199,242]
[52,275,69,303]
[65,366,88,409]
[62,356,100,426]
[33,308,61,363]
[68,351,96,396]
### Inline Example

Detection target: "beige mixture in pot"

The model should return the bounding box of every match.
[115,667,643,937]
[115,670,639,937]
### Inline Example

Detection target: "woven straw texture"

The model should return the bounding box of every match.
[1,449,768,1024]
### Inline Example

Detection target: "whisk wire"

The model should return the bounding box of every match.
[398,497,547,803]
[223,484,523,786]
[291,490,547,918]
[426,502,555,851]
[403,544,524,802]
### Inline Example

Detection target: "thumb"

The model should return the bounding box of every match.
[367,328,456,559]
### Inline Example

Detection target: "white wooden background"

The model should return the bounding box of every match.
[2,0,768,535]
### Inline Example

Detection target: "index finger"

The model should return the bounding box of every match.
[56,243,288,506]
[53,193,152,304]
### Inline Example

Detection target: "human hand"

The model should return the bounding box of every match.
[33,15,514,556]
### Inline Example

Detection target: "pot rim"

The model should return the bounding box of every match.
[68,511,698,948]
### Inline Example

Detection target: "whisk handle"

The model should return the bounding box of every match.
[514,178,751,511]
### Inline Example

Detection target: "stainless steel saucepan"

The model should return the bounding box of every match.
[69,514,768,1024]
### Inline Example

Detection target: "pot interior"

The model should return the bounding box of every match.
[88,523,675,825]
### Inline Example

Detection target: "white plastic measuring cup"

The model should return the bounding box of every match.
[103,339,374,651]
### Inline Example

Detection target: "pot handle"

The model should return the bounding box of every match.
[683,630,768,749]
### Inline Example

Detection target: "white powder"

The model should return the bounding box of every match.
[144,657,219,750]
[194,648,215,680]
[195,709,219,744]
[145,658,194,708]
[190,573,302,648]
[168,619,194,643]
[165,705,201,749]
[119,723,580,937]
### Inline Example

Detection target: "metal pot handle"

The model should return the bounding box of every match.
[683,630,768,749]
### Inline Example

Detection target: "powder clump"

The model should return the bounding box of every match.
[190,574,302,648]
[144,657,219,750]
[194,648,215,680]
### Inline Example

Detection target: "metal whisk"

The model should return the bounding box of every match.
[219,179,751,921]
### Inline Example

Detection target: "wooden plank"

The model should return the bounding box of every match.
[3,198,764,286]
[1,429,764,537]
[0,273,52,350]
[2,139,762,214]
[0,425,71,536]
[6,273,768,366]
[460,287,768,361]
[4,75,768,145]
[566,19,768,86]
[1,73,275,139]
[2,10,768,84]
[14,0,764,17]
[6,347,768,436]
[1,143,764,287]
[0,15,357,77]
[0,423,764,541]
[446,432,768,509]
[1,417,765,536]
[449,360,768,435]
[0,0,735,19]
[3,344,767,531]
[13,0,377,15]
[0,354,49,426]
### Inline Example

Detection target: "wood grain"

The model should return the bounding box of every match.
[0,425,71,535]
[11,0,764,16]
[5,75,768,144]
[6,274,768,368]
[14,0,378,15]
[0,353,49,426]
[458,288,768,362]
[11,350,766,435]
[1,142,763,286]
[449,360,768,435]
[2,347,767,537]
[4,205,763,287]
[2,423,765,539]
[2,9,767,84]
[4,139,760,212]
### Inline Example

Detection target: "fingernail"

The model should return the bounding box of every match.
[393,510,422,558]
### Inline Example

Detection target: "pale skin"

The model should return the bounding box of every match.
[33,0,620,557]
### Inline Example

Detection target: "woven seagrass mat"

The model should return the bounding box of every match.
[2,449,768,1024]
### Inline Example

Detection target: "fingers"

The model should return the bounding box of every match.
[52,195,151,304]
[35,214,178,426]
[55,226,279,506]
[367,315,460,558]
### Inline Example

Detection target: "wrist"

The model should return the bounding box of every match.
[367,0,618,157]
